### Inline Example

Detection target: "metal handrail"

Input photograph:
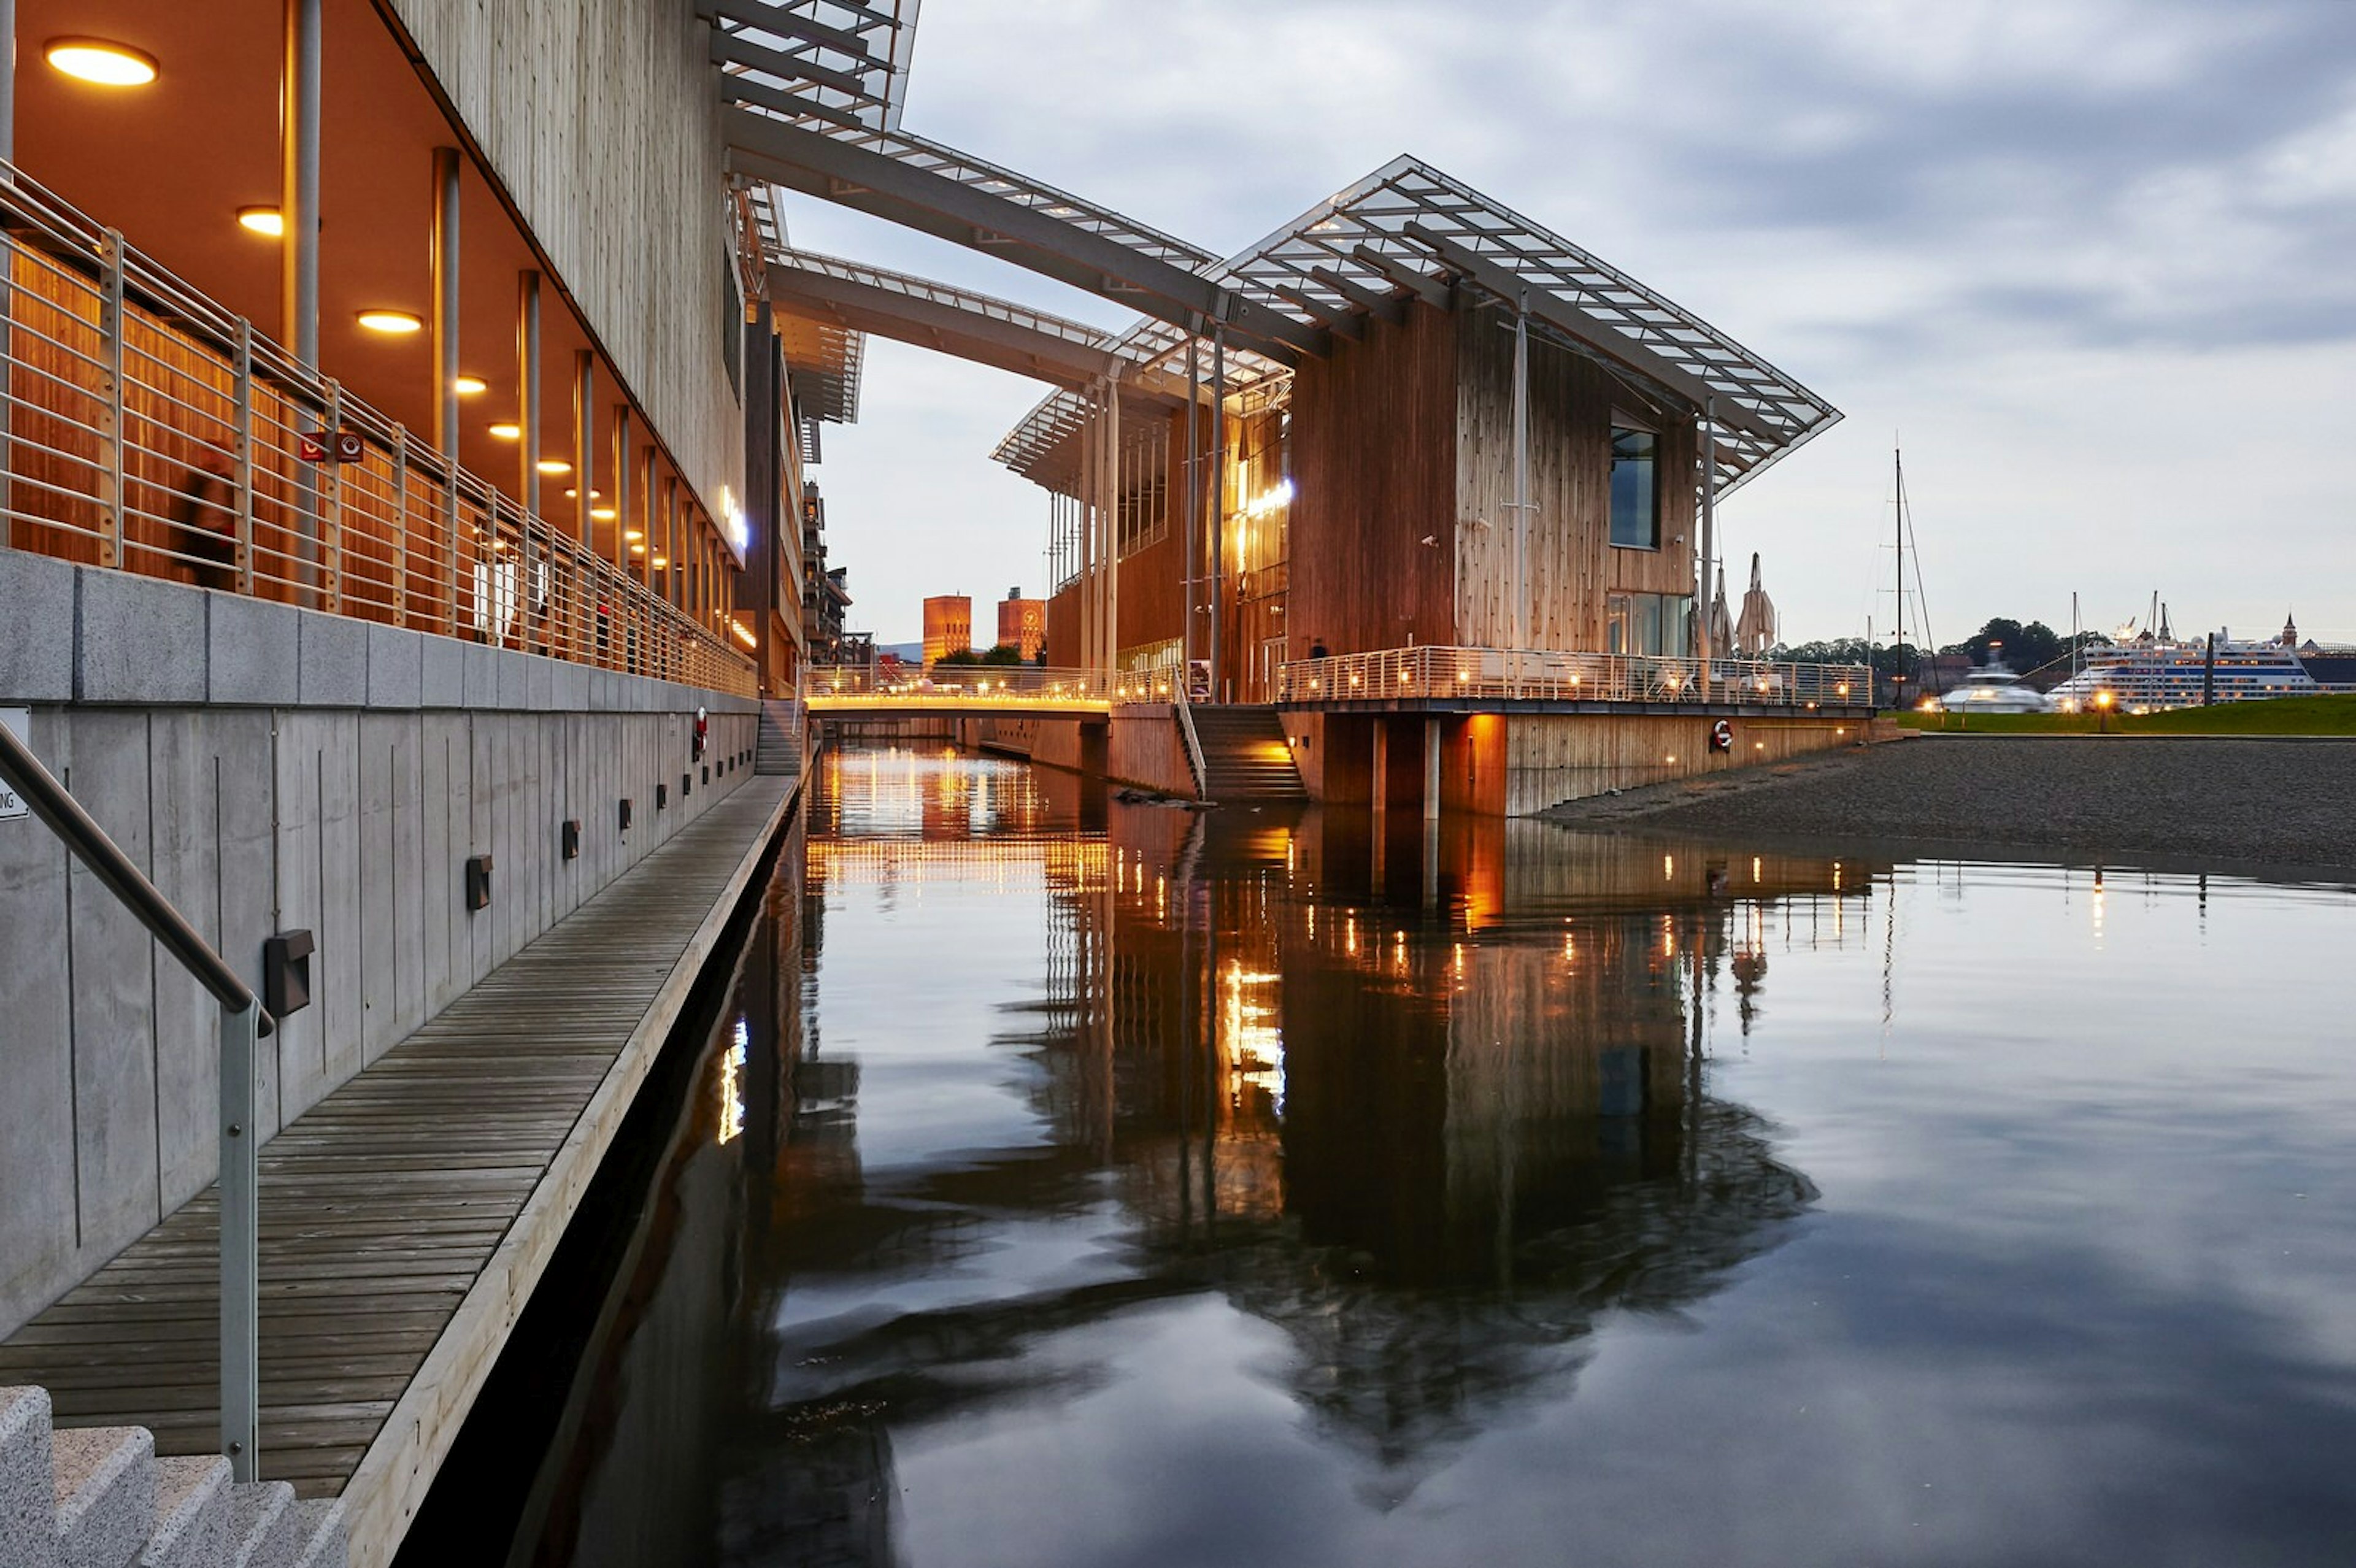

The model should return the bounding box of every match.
[1172,683,1209,799]
[0,724,274,1036]
[0,721,267,1483]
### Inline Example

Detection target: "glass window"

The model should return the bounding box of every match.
[1609,426,1658,549]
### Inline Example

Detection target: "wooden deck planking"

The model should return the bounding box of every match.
[0,771,795,1552]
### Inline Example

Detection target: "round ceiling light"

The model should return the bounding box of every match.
[356,309,423,335]
[591,507,618,522]
[453,375,488,396]
[45,38,159,87]
[236,206,284,238]
[488,422,522,440]
[536,458,572,476]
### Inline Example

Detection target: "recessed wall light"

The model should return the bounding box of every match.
[453,375,488,396]
[488,422,522,440]
[236,206,284,237]
[45,38,158,87]
[536,458,572,475]
[357,309,423,334]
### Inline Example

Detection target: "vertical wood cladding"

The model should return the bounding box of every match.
[1455,313,1697,651]
[380,0,742,515]
[1287,303,1458,659]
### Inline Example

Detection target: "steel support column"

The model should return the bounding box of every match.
[518,272,541,517]
[572,350,595,544]
[281,0,320,367]
[1209,323,1225,699]
[431,148,460,452]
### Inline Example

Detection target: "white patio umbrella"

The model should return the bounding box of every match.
[1734,552,1778,656]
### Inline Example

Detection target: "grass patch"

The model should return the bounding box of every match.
[1896,693,2356,736]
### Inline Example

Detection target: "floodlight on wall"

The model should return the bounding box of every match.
[465,854,494,912]
[561,820,581,860]
[681,772,692,799]
[45,37,158,86]
[357,310,424,335]
[264,930,315,1018]
[618,797,634,831]
[655,783,668,810]
[236,206,284,237]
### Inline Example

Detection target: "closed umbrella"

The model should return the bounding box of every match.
[1735,552,1778,656]
[1709,562,1736,656]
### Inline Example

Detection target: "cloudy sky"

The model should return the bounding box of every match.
[780,0,2356,650]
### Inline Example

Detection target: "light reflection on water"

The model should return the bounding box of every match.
[514,747,2356,1568]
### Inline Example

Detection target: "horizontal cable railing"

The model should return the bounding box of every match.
[0,161,756,698]
[1277,646,1872,708]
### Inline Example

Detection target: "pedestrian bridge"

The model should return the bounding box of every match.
[803,666,1163,718]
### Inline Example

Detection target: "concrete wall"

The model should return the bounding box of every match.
[1276,705,1865,816]
[1106,707,1199,798]
[0,552,757,1335]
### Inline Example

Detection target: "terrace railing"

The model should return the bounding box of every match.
[1278,646,1871,709]
[0,161,755,698]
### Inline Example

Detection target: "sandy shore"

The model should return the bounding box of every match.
[1541,733,2356,881]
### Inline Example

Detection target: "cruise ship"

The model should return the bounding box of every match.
[2047,634,2319,712]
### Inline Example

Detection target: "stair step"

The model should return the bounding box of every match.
[285,1499,345,1568]
[52,1426,153,1568]
[2,1388,58,1568]
[140,1457,230,1568]
[228,1482,301,1568]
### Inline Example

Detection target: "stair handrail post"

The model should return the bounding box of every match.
[220,994,261,1483]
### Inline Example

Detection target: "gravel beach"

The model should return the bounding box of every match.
[1542,733,2356,880]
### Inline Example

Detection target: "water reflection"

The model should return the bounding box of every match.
[677,749,1868,1564]
[484,747,2356,1567]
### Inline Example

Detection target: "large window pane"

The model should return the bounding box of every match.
[1610,427,1658,549]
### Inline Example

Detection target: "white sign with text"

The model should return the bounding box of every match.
[1,708,28,820]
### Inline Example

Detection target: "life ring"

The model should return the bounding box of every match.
[1709,718,1734,753]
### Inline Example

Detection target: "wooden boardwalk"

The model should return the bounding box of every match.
[0,772,796,1567]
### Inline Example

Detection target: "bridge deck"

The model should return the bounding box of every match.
[0,771,798,1566]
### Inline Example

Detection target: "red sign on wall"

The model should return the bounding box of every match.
[298,429,367,464]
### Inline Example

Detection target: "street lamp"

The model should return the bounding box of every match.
[2095,688,2115,733]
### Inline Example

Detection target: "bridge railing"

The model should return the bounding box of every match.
[1277,646,1871,709]
[0,159,756,698]
[806,665,1146,706]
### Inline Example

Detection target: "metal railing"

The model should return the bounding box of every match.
[0,722,271,1484]
[805,664,1187,709]
[0,161,755,698]
[1277,645,1872,708]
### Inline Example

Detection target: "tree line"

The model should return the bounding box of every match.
[1777,618,2105,675]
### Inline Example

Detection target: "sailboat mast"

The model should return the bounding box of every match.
[1894,447,1907,698]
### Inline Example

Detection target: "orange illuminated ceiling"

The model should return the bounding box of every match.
[13,0,689,537]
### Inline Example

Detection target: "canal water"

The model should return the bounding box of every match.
[433,745,2356,1567]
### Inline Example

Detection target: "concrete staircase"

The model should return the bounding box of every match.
[1187,705,1309,804]
[2,1388,344,1568]
[755,699,803,776]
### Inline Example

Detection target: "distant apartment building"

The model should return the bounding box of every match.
[801,481,853,664]
[923,594,974,664]
[998,587,1046,661]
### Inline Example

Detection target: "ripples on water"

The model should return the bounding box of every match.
[496,747,2356,1568]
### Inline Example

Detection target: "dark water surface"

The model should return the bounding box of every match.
[485,747,2356,1567]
